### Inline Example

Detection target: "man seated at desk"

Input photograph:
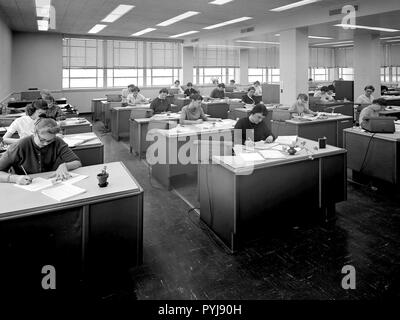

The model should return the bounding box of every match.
[180,93,220,125]
[0,118,82,185]
[2,99,48,145]
[127,86,147,105]
[355,85,375,105]
[358,98,388,129]
[242,86,257,105]
[210,83,226,99]
[150,88,172,114]
[288,93,317,118]
[234,104,274,145]
[184,82,198,97]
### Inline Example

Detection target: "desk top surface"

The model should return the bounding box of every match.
[202,100,230,105]
[63,132,103,148]
[314,100,354,106]
[344,126,400,141]
[212,138,346,174]
[0,161,142,218]
[382,96,400,101]
[59,118,91,127]
[112,104,151,111]
[286,114,352,125]
[157,119,236,137]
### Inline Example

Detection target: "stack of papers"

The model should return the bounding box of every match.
[42,184,86,202]
[258,150,287,159]
[238,152,264,162]
[274,135,298,146]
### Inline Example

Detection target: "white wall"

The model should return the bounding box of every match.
[0,15,12,101]
[12,32,62,92]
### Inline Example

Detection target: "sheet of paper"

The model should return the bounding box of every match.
[274,135,298,146]
[63,137,85,147]
[14,177,53,192]
[259,150,287,159]
[41,184,86,202]
[238,152,264,162]
[254,141,279,150]
[49,172,88,185]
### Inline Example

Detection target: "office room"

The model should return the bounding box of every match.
[0,0,399,309]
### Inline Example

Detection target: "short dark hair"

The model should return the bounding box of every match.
[373,98,388,106]
[174,80,180,84]
[297,93,308,101]
[327,85,335,91]
[189,93,203,101]
[128,84,135,89]
[364,85,375,92]
[186,82,193,87]
[253,81,260,85]
[250,104,268,116]
[26,99,48,116]
[35,117,61,134]
[230,79,235,83]
[217,83,225,89]
[159,88,169,94]
[132,86,140,92]
[247,86,256,92]
[320,86,328,92]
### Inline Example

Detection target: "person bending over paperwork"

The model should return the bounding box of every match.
[0,118,82,185]
[358,98,387,129]
[180,94,220,125]
[234,104,274,146]
[289,93,317,117]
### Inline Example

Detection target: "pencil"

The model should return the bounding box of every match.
[20,165,32,181]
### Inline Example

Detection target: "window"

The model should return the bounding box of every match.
[338,67,353,81]
[63,37,183,89]
[392,67,400,83]
[248,68,267,83]
[309,68,329,81]
[267,68,280,84]
[62,38,103,89]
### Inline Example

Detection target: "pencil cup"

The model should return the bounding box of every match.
[97,172,109,187]
[318,137,327,149]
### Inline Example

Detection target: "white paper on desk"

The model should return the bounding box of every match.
[63,137,85,147]
[259,150,287,159]
[41,183,86,202]
[254,141,279,150]
[60,172,88,185]
[238,152,264,162]
[14,177,53,192]
[274,135,298,145]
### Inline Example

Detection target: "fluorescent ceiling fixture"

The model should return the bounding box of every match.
[102,4,135,23]
[236,40,279,45]
[314,40,353,46]
[334,24,399,32]
[35,0,51,18]
[203,17,253,30]
[380,36,400,40]
[308,35,333,39]
[157,11,200,27]
[88,24,107,34]
[37,20,49,31]
[208,44,255,49]
[332,44,353,47]
[209,0,234,5]
[270,0,320,12]
[169,30,199,38]
[131,28,157,36]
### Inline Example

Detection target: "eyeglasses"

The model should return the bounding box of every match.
[35,131,55,145]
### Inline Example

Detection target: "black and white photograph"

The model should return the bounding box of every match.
[0,0,399,311]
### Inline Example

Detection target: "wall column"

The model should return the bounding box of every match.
[182,46,194,84]
[240,49,249,85]
[353,31,381,99]
[279,28,309,105]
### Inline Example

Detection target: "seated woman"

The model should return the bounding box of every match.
[355,85,375,105]
[2,99,48,145]
[180,93,219,125]
[42,94,65,120]
[359,98,387,129]
[170,80,184,94]
[150,88,172,114]
[242,87,257,105]
[234,104,274,145]
[288,93,317,117]
[184,82,198,96]
[127,86,147,105]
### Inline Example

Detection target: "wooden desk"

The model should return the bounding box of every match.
[201,100,230,119]
[91,98,107,121]
[129,113,180,158]
[0,161,143,295]
[382,96,400,106]
[310,101,354,119]
[110,104,151,141]
[383,91,400,96]
[64,132,104,166]
[150,119,236,189]
[225,91,246,99]
[0,113,25,127]
[59,118,92,135]
[58,103,79,118]
[199,139,347,251]
[380,106,400,119]
[271,115,353,147]
[343,127,400,185]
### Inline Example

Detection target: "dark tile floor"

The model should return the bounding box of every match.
[91,119,400,301]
